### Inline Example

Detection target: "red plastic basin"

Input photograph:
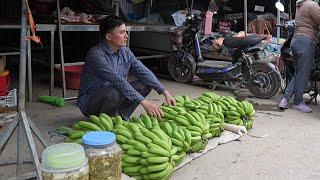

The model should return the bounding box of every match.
[55,65,83,90]
[0,69,10,96]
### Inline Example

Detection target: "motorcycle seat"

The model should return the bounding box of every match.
[223,35,264,49]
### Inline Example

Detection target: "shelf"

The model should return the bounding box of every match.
[0,46,20,56]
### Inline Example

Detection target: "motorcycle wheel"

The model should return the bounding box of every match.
[167,51,196,83]
[248,62,281,99]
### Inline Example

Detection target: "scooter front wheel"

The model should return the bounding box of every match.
[167,51,196,83]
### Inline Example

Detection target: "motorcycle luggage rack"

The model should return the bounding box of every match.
[306,70,320,105]
[306,85,319,105]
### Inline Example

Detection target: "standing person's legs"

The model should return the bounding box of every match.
[281,56,298,102]
[84,86,123,117]
[291,36,316,112]
[283,76,296,101]
[279,38,299,109]
[279,35,316,111]
[294,42,315,104]
[118,80,151,119]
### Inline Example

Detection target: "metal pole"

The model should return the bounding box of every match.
[27,30,32,101]
[0,3,48,178]
[20,112,42,179]
[277,0,281,55]
[49,30,54,96]
[56,0,67,98]
[19,0,42,179]
[115,0,120,17]
[19,1,27,111]
[0,119,18,156]
[17,119,25,165]
[244,0,248,36]
[289,0,292,20]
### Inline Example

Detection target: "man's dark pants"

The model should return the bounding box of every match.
[283,34,316,104]
[84,80,151,119]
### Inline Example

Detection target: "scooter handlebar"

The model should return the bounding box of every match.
[276,24,285,28]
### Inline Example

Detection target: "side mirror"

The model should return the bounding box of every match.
[275,2,285,12]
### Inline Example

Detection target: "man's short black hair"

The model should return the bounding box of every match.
[100,16,124,37]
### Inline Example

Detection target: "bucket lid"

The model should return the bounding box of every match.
[82,131,116,146]
[41,143,87,170]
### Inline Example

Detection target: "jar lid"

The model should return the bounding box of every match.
[82,131,116,146]
[41,143,87,170]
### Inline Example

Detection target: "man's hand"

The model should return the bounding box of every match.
[163,90,176,106]
[140,100,164,119]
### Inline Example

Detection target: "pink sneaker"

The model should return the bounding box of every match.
[292,103,312,113]
[278,98,289,109]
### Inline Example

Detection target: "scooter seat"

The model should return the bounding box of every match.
[197,60,233,69]
[223,35,264,49]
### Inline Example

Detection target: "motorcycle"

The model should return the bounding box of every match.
[167,1,281,99]
[278,20,296,91]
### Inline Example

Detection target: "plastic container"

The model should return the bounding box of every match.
[0,89,17,108]
[0,69,10,96]
[55,65,83,90]
[82,131,122,180]
[41,143,89,180]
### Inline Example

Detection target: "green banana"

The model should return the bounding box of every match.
[151,128,166,141]
[122,154,141,164]
[120,144,135,151]
[183,128,192,145]
[147,162,169,172]
[172,131,184,142]
[146,156,169,164]
[123,165,143,173]
[126,139,148,151]
[135,134,152,144]
[163,122,173,137]
[174,116,191,126]
[171,138,184,148]
[149,147,170,157]
[113,129,133,140]
[114,115,123,126]
[187,125,203,134]
[139,128,159,142]
[100,113,114,129]
[127,149,141,156]
[143,163,173,180]
[90,115,106,130]
[141,113,152,128]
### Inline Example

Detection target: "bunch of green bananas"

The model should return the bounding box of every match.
[59,91,256,180]
[173,92,220,111]
[205,115,225,138]
[61,113,121,144]
[216,96,255,130]
[160,105,213,152]
[130,113,160,130]
[115,121,175,179]
[159,121,190,154]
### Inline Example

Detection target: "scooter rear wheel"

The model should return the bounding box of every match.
[168,51,196,83]
[248,62,281,99]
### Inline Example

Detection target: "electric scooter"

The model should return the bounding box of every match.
[168,0,281,99]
